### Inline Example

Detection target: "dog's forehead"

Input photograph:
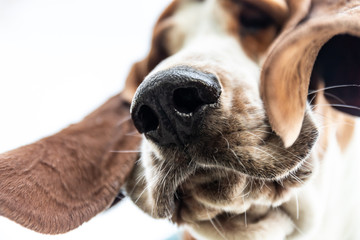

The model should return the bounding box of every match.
[159,0,289,61]
[167,0,289,24]
[165,0,226,55]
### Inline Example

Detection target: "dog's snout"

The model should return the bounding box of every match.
[131,66,221,146]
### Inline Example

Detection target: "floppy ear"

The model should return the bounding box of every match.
[0,1,178,234]
[0,93,141,234]
[261,0,360,147]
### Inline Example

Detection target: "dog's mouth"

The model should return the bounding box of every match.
[139,111,318,220]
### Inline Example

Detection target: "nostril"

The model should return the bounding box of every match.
[138,105,159,133]
[173,87,206,114]
[131,66,221,145]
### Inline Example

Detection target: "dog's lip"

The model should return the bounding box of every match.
[150,160,274,219]
[148,112,319,218]
[149,155,197,219]
[152,160,302,219]
[153,164,232,219]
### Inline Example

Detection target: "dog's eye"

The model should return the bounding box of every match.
[239,3,273,31]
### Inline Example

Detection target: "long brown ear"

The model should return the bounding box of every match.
[261,0,360,147]
[0,1,179,234]
[0,93,140,234]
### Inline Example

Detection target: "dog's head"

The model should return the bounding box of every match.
[126,0,319,220]
[125,0,360,225]
[0,0,360,237]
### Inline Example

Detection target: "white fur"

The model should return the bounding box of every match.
[137,0,360,239]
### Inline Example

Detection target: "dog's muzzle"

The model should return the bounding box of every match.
[131,66,221,146]
[128,66,319,220]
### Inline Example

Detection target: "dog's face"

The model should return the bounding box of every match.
[126,0,318,233]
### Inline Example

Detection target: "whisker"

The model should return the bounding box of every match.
[126,130,140,135]
[295,192,300,220]
[276,178,284,188]
[322,92,347,105]
[308,84,360,95]
[252,128,273,134]
[263,181,272,191]
[159,165,174,187]
[222,136,230,149]
[258,179,266,191]
[230,149,249,175]
[134,183,151,204]
[125,131,143,138]
[244,208,248,228]
[291,220,305,236]
[313,103,360,111]
[208,213,228,240]
[316,110,356,123]
[231,177,250,200]
[116,115,132,127]
[250,146,278,162]
[265,142,304,162]
[127,169,151,204]
[308,92,318,105]
[110,150,141,153]
[243,130,266,144]
[290,172,305,184]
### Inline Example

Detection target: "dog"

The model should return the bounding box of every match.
[1,0,360,239]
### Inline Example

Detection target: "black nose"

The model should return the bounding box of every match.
[131,66,221,146]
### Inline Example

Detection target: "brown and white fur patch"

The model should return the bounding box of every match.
[125,0,360,239]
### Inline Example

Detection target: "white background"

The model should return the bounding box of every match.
[0,0,178,239]
[2,1,360,239]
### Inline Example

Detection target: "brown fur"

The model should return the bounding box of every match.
[222,0,290,61]
[312,92,357,159]
[0,95,139,234]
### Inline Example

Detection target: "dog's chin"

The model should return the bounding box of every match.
[129,111,318,221]
[170,159,314,226]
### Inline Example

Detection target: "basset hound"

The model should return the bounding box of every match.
[1,0,360,239]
